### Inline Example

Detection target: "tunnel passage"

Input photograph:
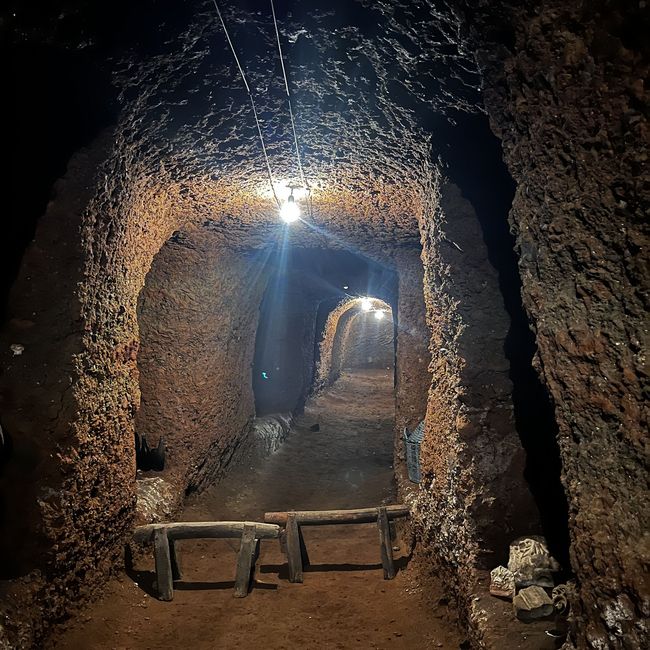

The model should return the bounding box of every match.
[315,297,395,393]
[337,308,394,372]
[2,1,647,648]
[253,248,397,416]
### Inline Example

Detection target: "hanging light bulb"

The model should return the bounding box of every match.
[280,190,300,223]
[374,310,385,320]
[361,298,372,311]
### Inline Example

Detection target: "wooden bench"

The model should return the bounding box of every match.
[264,505,409,583]
[133,521,281,601]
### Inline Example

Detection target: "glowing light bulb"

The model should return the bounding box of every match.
[361,298,372,311]
[374,310,385,320]
[280,194,300,223]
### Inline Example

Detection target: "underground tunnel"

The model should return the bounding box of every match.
[1,0,648,648]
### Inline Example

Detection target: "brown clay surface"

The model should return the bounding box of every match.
[52,370,465,649]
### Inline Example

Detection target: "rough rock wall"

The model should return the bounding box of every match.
[136,229,266,493]
[0,133,183,646]
[338,311,394,370]
[394,248,431,435]
[0,132,270,646]
[414,182,541,621]
[463,1,649,646]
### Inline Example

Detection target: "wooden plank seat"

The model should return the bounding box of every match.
[264,505,409,583]
[133,521,281,601]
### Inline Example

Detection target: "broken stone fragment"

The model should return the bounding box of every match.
[552,582,574,615]
[490,565,515,599]
[508,535,560,588]
[513,585,554,621]
[136,477,180,524]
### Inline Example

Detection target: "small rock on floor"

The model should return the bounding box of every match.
[513,585,554,621]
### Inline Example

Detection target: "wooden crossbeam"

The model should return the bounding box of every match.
[134,507,407,599]
[264,505,408,526]
[133,521,280,543]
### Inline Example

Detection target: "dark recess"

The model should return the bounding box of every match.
[439,112,571,568]
[1,0,195,322]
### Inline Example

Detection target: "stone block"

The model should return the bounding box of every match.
[490,565,515,599]
[508,535,560,588]
[513,586,554,621]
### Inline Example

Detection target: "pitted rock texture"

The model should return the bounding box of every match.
[393,248,431,436]
[1,0,647,647]
[135,229,266,493]
[100,0,481,255]
[463,1,649,645]
[314,297,393,392]
[413,182,542,626]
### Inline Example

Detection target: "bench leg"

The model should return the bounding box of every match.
[234,524,258,598]
[286,513,304,583]
[153,528,174,600]
[377,506,396,580]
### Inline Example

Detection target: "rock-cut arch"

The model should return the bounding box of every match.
[314,297,393,392]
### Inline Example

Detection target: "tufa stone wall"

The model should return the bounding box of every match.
[463,1,649,645]
[337,311,394,371]
[314,297,393,392]
[394,248,431,435]
[0,133,271,647]
[0,134,178,645]
[135,228,267,495]
[413,182,541,633]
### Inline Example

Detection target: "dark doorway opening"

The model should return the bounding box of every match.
[441,113,571,569]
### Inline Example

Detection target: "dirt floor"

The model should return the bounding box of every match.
[52,369,466,649]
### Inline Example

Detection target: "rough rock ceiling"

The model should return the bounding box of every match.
[6,0,485,251]
[120,1,484,248]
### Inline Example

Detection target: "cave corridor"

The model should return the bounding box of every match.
[1,1,647,648]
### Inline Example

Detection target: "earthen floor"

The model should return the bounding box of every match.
[53,369,464,649]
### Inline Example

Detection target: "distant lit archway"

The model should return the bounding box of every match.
[314,297,394,392]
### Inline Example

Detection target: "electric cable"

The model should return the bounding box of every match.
[270,0,314,220]
[212,0,281,208]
